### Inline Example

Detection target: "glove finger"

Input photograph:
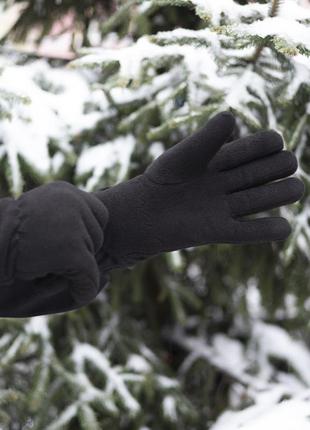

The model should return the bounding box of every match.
[228,177,304,217]
[225,151,297,193]
[0,275,75,318]
[233,217,291,243]
[212,130,283,171]
[79,190,109,235]
[77,197,106,256]
[195,111,236,162]
[65,247,101,306]
[145,111,235,184]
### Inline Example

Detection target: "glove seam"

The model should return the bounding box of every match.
[144,170,204,187]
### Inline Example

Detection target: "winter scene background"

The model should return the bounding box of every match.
[0,0,309,429]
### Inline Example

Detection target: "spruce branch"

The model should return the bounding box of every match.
[269,0,283,17]
[249,0,282,64]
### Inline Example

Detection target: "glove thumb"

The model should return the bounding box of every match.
[145,111,235,184]
[65,249,102,306]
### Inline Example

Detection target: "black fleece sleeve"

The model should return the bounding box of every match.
[0,181,110,318]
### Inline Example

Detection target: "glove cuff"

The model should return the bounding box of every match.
[0,197,21,285]
[92,179,158,272]
[92,186,122,273]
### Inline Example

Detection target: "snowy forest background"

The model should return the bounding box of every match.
[0,0,310,429]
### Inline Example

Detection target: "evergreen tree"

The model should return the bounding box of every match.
[1,0,115,45]
[0,0,309,429]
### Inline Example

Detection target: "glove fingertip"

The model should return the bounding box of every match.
[208,111,236,135]
[266,217,292,242]
[201,111,236,160]
[216,110,236,126]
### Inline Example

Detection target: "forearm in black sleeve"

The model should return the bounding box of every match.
[0,182,110,318]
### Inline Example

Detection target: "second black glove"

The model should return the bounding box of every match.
[93,111,304,273]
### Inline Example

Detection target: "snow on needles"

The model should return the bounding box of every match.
[76,134,135,190]
[0,58,107,193]
[71,342,141,414]
[238,17,310,51]
[211,391,310,430]
[190,0,267,24]
[191,0,310,25]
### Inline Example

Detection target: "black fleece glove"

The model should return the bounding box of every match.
[0,181,109,317]
[93,111,304,274]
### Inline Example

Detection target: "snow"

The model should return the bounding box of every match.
[76,134,135,190]
[172,295,310,430]
[169,250,183,270]
[45,403,78,430]
[162,395,177,421]
[75,28,294,132]
[0,333,13,349]
[239,17,310,50]
[190,0,310,26]
[278,0,310,20]
[246,278,265,319]
[154,27,222,54]
[176,331,262,388]
[190,0,267,24]
[73,19,307,141]
[25,315,50,340]
[156,375,179,389]
[286,55,310,100]
[0,1,309,427]
[139,344,161,365]
[276,293,299,320]
[148,141,165,159]
[224,68,275,128]
[211,391,310,430]
[72,34,218,88]
[0,58,107,193]
[253,322,310,386]
[126,354,152,373]
[71,343,140,414]
[212,334,248,376]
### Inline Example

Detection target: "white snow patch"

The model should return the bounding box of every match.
[211,390,310,430]
[254,322,310,386]
[126,354,152,373]
[0,59,106,193]
[191,0,267,24]
[162,395,177,421]
[157,375,179,389]
[25,316,50,340]
[76,134,135,190]
[239,17,310,49]
[71,343,140,414]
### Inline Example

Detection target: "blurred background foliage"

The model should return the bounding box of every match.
[0,0,309,429]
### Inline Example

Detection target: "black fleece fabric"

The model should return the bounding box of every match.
[0,112,304,318]
[0,181,109,317]
[93,112,304,273]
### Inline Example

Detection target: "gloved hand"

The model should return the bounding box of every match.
[93,111,304,273]
[0,111,304,318]
[0,181,109,317]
